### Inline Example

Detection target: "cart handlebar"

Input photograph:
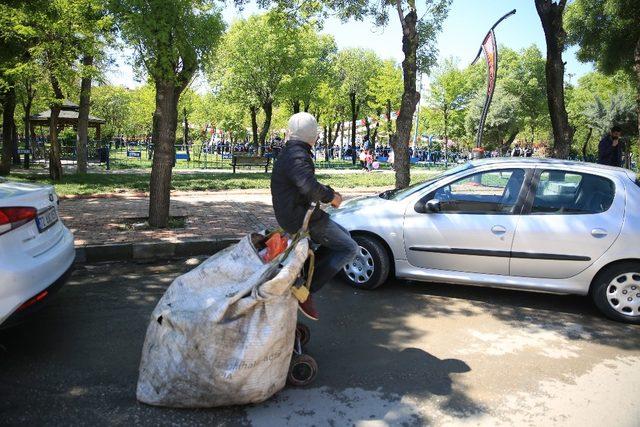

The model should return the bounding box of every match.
[301,202,318,233]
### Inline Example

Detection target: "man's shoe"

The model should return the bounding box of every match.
[298,295,319,321]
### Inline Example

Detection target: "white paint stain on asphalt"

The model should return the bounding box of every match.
[246,357,640,427]
[448,356,640,427]
[246,386,422,427]
[456,325,584,358]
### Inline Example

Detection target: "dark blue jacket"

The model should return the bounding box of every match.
[270,140,335,234]
[598,134,622,167]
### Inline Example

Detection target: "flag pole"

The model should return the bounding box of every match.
[472,9,516,158]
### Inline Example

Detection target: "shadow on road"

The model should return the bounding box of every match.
[381,277,640,351]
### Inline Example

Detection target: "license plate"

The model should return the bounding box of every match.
[36,207,58,232]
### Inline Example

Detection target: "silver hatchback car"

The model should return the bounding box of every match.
[330,158,640,324]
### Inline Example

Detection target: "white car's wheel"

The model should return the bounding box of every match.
[341,235,390,290]
[592,262,640,324]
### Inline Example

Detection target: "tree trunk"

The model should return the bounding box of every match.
[148,79,179,228]
[183,107,188,149]
[12,121,19,165]
[340,120,344,155]
[386,99,392,135]
[77,55,93,174]
[443,108,449,168]
[535,0,574,159]
[49,106,63,180]
[530,123,535,146]
[0,87,16,175]
[350,92,357,165]
[249,106,259,150]
[48,75,64,181]
[333,122,341,146]
[323,125,329,161]
[292,100,300,114]
[371,121,379,152]
[303,100,310,113]
[258,100,273,155]
[364,117,371,143]
[634,35,640,161]
[390,9,419,188]
[22,80,34,170]
[582,127,593,161]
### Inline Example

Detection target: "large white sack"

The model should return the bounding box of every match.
[136,235,309,408]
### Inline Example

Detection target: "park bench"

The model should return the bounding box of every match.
[231,154,270,173]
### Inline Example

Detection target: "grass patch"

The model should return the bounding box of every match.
[11,169,443,197]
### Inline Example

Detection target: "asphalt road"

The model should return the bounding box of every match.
[1,258,639,426]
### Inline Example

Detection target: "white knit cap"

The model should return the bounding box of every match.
[288,112,318,145]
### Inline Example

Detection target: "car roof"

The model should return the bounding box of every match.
[468,157,636,181]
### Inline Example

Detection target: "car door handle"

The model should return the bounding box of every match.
[491,225,507,235]
[591,228,608,238]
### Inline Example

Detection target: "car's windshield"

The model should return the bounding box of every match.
[379,162,474,201]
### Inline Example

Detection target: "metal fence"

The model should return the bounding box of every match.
[9,137,632,172]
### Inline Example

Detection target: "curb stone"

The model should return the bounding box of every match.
[74,238,240,264]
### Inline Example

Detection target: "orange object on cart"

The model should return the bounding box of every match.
[263,232,288,262]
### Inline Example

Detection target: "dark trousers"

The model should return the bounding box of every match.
[308,218,359,293]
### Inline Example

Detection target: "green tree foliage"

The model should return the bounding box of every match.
[566,71,636,159]
[499,45,549,145]
[427,59,476,160]
[0,0,42,174]
[335,48,382,163]
[566,0,640,158]
[281,31,337,115]
[466,84,521,154]
[91,85,133,138]
[211,11,305,150]
[367,59,403,143]
[110,0,224,227]
[290,0,451,187]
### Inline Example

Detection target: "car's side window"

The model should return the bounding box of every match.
[432,169,525,214]
[531,170,615,214]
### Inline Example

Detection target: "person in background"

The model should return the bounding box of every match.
[598,125,623,167]
[524,146,533,157]
[358,148,367,171]
[270,112,359,320]
[365,149,374,172]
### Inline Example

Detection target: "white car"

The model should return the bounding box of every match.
[331,159,640,323]
[0,179,75,327]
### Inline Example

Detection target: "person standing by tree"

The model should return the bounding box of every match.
[598,125,624,167]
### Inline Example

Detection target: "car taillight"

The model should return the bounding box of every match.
[0,207,37,235]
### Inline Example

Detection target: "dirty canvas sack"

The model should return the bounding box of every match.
[136,234,309,408]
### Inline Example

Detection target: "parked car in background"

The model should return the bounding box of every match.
[331,158,640,324]
[0,179,75,327]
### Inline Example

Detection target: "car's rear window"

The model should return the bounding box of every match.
[532,171,615,214]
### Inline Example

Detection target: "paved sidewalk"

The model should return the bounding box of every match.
[59,188,386,246]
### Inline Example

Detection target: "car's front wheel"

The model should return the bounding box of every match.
[341,235,390,290]
[591,262,640,324]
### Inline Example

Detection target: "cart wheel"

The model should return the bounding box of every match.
[296,323,311,346]
[287,354,318,387]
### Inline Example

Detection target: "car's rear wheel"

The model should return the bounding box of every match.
[342,235,390,290]
[591,262,640,324]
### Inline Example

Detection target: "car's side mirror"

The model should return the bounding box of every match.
[426,199,441,213]
[414,200,427,213]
